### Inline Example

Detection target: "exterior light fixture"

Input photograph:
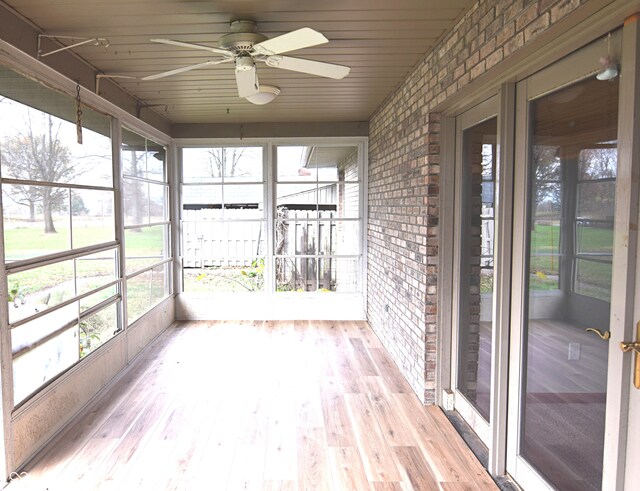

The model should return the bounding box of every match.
[596,55,619,81]
[597,33,619,81]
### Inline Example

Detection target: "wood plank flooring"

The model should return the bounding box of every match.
[9,321,497,490]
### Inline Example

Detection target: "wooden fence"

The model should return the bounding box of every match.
[275,209,336,291]
[182,207,337,291]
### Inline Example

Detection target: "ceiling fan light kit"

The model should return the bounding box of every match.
[246,85,281,105]
[143,20,349,105]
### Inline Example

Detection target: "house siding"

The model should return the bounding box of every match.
[367,0,591,403]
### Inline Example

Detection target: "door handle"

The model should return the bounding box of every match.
[585,328,610,340]
[620,321,640,389]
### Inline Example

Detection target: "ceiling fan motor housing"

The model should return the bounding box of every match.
[218,32,267,53]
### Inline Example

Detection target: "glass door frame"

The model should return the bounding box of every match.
[622,15,640,490]
[448,89,514,476]
[506,28,634,490]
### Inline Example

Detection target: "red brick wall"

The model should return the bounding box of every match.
[367,0,589,403]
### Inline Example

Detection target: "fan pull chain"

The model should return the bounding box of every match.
[75,83,83,144]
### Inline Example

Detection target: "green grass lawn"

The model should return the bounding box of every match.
[530,223,612,260]
[4,225,113,261]
[5,225,70,261]
[529,223,612,297]
[124,226,165,253]
[575,259,612,301]
[5,224,163,260]
[576,225,614,253]
[6,225,164,296]
[530,224,560,272]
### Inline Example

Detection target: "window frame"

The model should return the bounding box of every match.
[121,127,172,325]
[273,144,362,293]
[0,83,121,404]
[176,138,368,298]
[180,145,267,292]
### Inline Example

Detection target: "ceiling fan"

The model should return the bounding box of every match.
[144,20,351,104]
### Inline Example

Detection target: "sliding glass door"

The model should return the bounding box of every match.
[507,30,632,490]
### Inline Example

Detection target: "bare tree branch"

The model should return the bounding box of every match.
[205,147,247,178]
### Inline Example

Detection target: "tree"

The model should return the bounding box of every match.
[206,147,246,178]
[532,144,562,215]
[578,147,616,180]
[1,113,75,233]
[2,177,40,222]
[578,147,617,219]
[122,149,147,228]
[71,193,89,215]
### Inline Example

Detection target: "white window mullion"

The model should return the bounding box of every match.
[266,141,275,295]
[111,117,127,336]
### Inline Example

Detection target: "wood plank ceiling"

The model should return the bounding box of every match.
[2,0,473,124]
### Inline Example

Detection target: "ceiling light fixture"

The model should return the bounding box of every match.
[245,85,281,105]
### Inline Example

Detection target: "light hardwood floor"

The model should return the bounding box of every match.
[10,321,497,490]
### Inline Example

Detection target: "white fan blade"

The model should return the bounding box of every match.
[150,38,232,56]
[265,56,350,79]
[236,66,259,98]
[142,59,231,81]
[252,28,328,55]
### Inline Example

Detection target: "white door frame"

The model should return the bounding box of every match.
[618,14,640,491]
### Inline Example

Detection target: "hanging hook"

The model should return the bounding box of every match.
[75,82,83,144]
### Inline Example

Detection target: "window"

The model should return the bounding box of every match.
[0,66,120,404]
[573,146,616,301]
[528,143,616,301]
[121,128,171,324]
[179,143,364,297]
[181,146,265,292]
[275,145,360,292]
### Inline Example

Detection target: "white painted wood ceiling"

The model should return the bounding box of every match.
[3,0,473,124]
